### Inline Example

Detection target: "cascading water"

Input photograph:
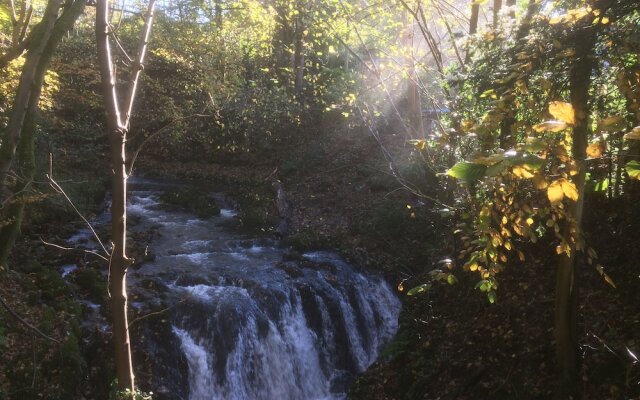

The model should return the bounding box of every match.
[72,178,401,400]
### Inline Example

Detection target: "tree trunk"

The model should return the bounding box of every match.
[493,0,502,28]
[293,33,304,98]
[109,132,135,392]
[506,0,515,18]
[293,4,305,100]
[96,0,156,391]
[555,25,596,396]
[0,0,62,198]
[0,0,85,264]
[469,0,480,34]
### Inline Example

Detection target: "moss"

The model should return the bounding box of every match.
[72,268,106,303]
[59,333,87,396]
[159,188,220,218]
[287,229,333,252]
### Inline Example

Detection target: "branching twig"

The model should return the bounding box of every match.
[128,298,187,328]
[39,237,109,262]
[46,174,109,256]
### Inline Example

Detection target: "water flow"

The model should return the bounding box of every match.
[121,179,401,400]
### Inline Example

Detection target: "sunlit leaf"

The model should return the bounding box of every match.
[533,174,548,189]
[547,180,564,204]
[549,7,591,25]
[533,120,568,132]
[598,115,626,132]
[504,151,545,170]
[626,161,640,180]
[596,264,617,289]
[447,274,458,285]
[624,126,640,140]
[549,101,575,124]
[594,178,609,192]
[486,161,507,176]
[586,143,605,158]
[0,5,11,26]
[480,88,497,98]
[407,283,430,296]
[561,179,579,201]
[512,166,535,178]
[447,162,487,181]
[487,290,497,303]
[473,153,504,166]
[523,137,547,152]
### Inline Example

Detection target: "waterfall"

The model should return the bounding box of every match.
[115,181,401,400]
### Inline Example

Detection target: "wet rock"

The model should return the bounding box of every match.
[276,261,304,278]
[174,274,209,286]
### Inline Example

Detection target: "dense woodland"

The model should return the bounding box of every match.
[0,0,639,398]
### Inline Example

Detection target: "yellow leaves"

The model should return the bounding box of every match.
[526,217,534,226]
[531,102,574,133]
[533,120,568,133]
[556,243,572,255]
[532,174,548,189]
[561,179,579,201]
[598,115,626,132]
[512,166,535,179]
[549,7,591,25]
[547,180,564,204]
[549,101,575,125]
[586,142,605,158]
[624,126,640,140]
[547,178,579,204]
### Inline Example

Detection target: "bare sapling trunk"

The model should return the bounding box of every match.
[95,0,156,392]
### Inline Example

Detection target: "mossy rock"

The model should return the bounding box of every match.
[71,268,106,303]
[287,229,333,252]
[159,188,220,218]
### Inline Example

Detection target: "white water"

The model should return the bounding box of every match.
[76,179,401,400]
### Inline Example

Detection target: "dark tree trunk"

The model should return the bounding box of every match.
[555,25,596,397]
[0,0,85,264]
[0,0,62,197]
[469,1,480,34]
[493,0,502,28]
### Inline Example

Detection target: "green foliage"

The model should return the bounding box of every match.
[626,160,640,180]
[446,162,487,181]
[109,381,153,400]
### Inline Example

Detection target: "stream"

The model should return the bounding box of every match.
[68,178,401,400]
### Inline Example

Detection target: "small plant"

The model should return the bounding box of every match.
[109,380,153,400]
